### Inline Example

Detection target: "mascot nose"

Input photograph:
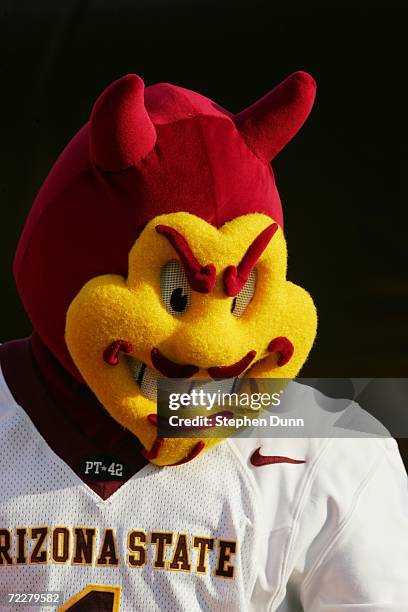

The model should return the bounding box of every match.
[169,317,253,373]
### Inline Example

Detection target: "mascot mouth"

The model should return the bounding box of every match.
[103,342,258,401]
[97,332,297,466]
[150,347,257,380]
[103,338,294,402]
[126,351,255,401]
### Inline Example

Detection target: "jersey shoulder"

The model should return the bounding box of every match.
[227,381,401,530]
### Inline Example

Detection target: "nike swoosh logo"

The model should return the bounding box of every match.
[250,447,306,467]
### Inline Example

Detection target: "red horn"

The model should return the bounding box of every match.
[90,74,156,171]
[234,71,316,162]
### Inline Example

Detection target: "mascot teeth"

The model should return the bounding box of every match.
[127,357,159,401]
[128,353,242,404]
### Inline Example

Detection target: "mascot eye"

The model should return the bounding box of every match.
[231,269,257,317]
[160,261,191,315]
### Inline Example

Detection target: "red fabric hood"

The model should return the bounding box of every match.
[14,72,316,378]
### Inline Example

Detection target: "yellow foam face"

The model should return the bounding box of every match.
[65,212,317,465]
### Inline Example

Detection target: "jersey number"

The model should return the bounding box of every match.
[59,585,121,611]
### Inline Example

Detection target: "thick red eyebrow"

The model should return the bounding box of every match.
[223,223,278,297]
[155,225,216,293]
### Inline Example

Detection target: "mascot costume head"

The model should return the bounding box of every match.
[14,71,317,466]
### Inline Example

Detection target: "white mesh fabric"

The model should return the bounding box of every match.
[231,269,257,317]
[2,370,407,611]
[160,261,256,318]
[139,363,159,401]
[160,260,191,315]
[0,371,257,612]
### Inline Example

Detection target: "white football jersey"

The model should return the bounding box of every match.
[0,366,407,612]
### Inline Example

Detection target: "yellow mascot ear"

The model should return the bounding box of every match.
[248,281,318,379]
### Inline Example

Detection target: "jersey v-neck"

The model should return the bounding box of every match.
[0,336,149,499]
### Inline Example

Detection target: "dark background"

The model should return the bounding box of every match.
[0,4,406,396]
